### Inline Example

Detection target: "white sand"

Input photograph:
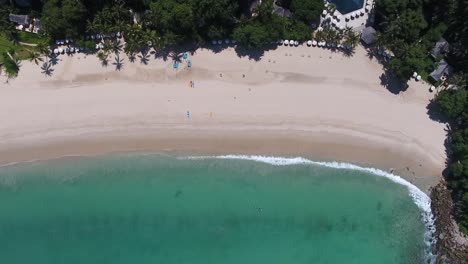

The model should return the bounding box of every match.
[0,45,447,190]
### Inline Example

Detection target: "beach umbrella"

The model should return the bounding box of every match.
[360,10,365,16]
[278,39,284,45]
[116,32,122,38]
[182,53,188,59]
[75,47,80,53]
[225,39,230,44]
[346,14,351,21]
[416,75,422,81]
[333,10,339,18]
[294,41,299,46]
[58,48,64,54]
[55,39,60,45]
[53,48,59,54]
[312,40,317,46]
[217,40,222,45]
[288,40,293,46]
[95,44,100,50]
[96,34,101,40]
[365,5,371,12]
[147,41,152,46]
[413,72,418,78]
[70,47,75,53]
[284,40,289,45]
[430,86,436,92]
[65,48,70,53]
[91,35,95,40]
[322,10,327,16]
[307,40,312,46]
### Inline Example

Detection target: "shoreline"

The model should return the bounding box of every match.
[0,126,443,192]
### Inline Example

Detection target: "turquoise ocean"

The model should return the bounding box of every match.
[0,154,435,264]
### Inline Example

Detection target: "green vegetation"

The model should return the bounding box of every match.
[410,0,468,234]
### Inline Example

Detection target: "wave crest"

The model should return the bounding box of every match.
[182,155,436,263]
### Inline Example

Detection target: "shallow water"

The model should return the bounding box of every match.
[0,154,427,264]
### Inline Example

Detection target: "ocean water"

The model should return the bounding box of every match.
[0,154,433,264]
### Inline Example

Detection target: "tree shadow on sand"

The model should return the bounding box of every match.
[138,49,150,65]
[234,44,278,61]
[379,71,409,94]
[112,55,124,71]
[426,98,450,123]
[40,62,54,76]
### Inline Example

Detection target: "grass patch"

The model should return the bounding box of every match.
[17,31,49,44]
[0,32,48,62]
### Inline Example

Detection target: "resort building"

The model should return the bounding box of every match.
[320,0,375,31]
[360,26,376,45]
[430,38,450,60]
[9,14,29,26]
[429,59,453,83]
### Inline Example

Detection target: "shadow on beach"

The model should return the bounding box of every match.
[379,71,409,94]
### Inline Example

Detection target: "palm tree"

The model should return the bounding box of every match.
[112,39,123,54]
[1,52,20,80]
[102,39,113,55]
[97,51,109,67]
[35,42,50,57]
[27,51,44,65]
[344,31,360,49]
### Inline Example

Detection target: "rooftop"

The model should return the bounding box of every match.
[429,59,453,82]
[9,14,29,25]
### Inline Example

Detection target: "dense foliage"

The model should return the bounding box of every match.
[421,0,468,234]
[3,0,322,48]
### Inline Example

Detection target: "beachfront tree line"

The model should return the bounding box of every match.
[375,0,468,234]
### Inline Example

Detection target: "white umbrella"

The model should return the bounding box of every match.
[284,40,289,45]
[416,75,422,81]
[430,86,436,92]
[413,72,418,78]
[322,10,327,16]
[91,35,95,40]
[365,5,371,12]
[278,39,284,45]
[333,10,340,17]
[53,48,59,54]
[294,41,299,46]
[307,40,312,46]
[289,40,294,46]
[312,40,317,46]
[58,48,64,54]
[116,32,122,38]
[317,26,323,31]
[55,40,60,45]
[360,10,365,16]
[147,41,152,46]
[217,40,222,44]
[346,14,351,20]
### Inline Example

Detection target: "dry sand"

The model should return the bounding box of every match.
[0,45,447,191]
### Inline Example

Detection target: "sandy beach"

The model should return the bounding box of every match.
[0,44,447,191]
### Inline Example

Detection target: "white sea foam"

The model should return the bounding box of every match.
[182,155,437,263]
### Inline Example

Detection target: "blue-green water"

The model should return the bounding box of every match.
[0,155,431,264]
